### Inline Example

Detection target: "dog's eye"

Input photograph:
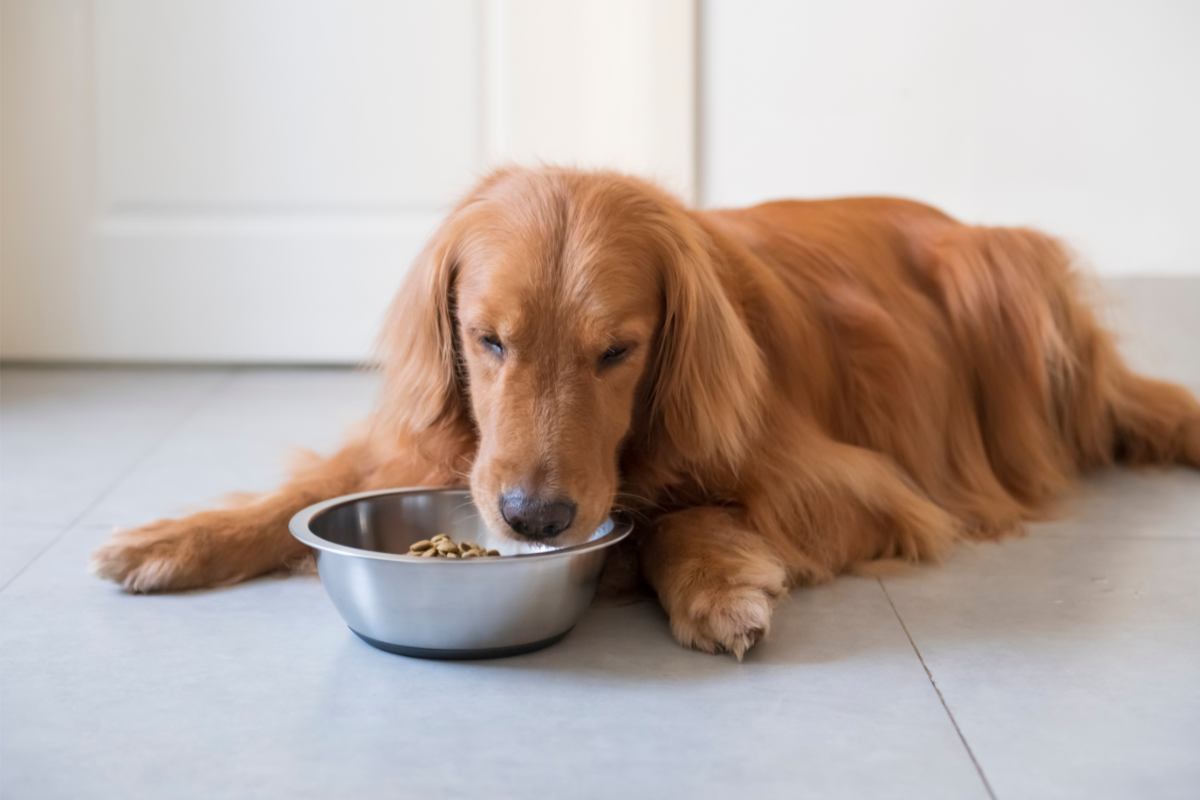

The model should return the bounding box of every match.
[480,334,504,358]
[598,345,629,367]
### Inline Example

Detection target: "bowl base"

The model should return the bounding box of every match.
[350,628,572,660]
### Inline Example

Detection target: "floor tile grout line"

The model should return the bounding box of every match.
[878,577,998,800]
[0,369,241,594]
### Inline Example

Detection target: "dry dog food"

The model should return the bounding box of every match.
[407,533,500,559]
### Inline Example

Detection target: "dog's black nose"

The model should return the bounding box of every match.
[499,491,576,539]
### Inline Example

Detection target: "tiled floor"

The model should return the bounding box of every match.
[2,279,1198,800]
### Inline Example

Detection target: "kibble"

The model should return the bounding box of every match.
[407,533,501,559]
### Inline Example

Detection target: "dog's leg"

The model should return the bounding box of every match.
[640,507,789,660]
[92,437,387,592]
[1107,366,1200,467]
[782,433,965,563]
[643,435,963,658]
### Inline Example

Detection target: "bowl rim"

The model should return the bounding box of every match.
[289,487,633,564]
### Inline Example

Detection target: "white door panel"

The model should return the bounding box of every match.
[95,0,481,210]
[1,0,694,362]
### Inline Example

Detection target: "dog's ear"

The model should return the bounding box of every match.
[376,169,524,436]
[647,209,766,470]
[374,209,469,436]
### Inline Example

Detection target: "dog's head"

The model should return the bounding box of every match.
[378,168,764,544]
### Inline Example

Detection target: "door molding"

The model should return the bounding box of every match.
[484,0,695,203]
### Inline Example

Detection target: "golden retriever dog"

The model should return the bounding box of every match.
[92,166,1200,658]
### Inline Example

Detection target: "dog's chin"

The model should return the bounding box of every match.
[540,508,613,548]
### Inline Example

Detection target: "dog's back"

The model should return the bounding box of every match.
[698,196,1200,538]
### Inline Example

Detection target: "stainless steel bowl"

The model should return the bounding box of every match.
[290,488,632,659]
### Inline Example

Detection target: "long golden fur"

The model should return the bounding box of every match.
[92,167,1200,658]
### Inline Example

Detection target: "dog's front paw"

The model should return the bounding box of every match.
[668,577,786,660]
[90,519,214,593]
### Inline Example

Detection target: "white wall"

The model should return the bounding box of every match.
[701,0,1200,276]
